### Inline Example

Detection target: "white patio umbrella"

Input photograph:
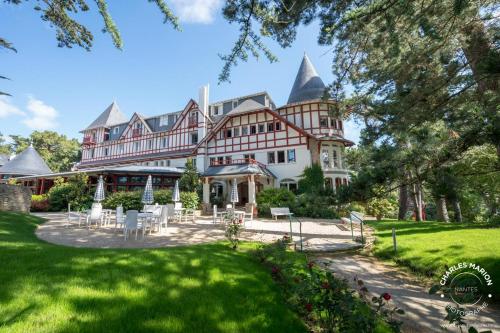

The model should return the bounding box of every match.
[94,175,105,202]
[172,180,180,203]
[142,175,154,204]
[230,178,239,208]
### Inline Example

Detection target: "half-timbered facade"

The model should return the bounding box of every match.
[74,54,354,209]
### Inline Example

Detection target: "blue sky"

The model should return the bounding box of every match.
[0,1,361,143]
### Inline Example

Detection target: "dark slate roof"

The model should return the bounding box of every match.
[203,163,276,178]
[0,154,9,166]
[85,102,128,130]
[287,54,326,104]
[0,146,52,175]
[226,99,266,116]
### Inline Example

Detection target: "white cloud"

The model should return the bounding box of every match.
[22,96,59,130]
[0,96,25,118]
[171,0,222,24]
[344,119,363,145]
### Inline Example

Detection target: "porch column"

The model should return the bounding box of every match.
[202,178,210,204]
[248,175,256,205]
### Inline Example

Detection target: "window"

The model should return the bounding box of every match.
[90,148,95,158]
[162,137,168,148]
[159,115,168,126]
[250,125,257,134]
[210,157,216,165]
[244,153,255,161]
[287,149,296,163]
[280,179,298,192]
[147,140,152,149]
[104,130,110,141]
[160,160,165,166]
[192,159,197,168]
[258,124,265,133]
[267,122,274,132]
[275,122,281,131]
[321,149,330,168]
[233,127,240,137]
[104,147,109,156]
[167,160,171,167]
[267,151,275,164]
[154,161,159,166]
[217,156,224,165]
[135,122,142,129]
[225,156,232,164]
[320,116,329,127]
[113,127,120,134]
[226,129,232,138]
[333,150,338,168]
[338,120,343,130]
[191,132,198,144]
[134,142,140,152]
[212,105,221,116]
[242,126,248,135]
[119,144,124,154]
[330,118,337,129]
[232,101,238,109]
[277,151,285,163]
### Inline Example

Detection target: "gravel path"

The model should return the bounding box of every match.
[316,253,500,333]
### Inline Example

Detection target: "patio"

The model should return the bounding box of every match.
[33,212,362,251]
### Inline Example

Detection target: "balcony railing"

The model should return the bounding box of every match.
[82,136,96,145]
[132,128,142,138]
[210,158,263,167]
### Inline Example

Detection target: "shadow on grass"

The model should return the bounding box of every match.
[0,212,305,333]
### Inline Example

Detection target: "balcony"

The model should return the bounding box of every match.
[82,136,96,145]
[187,117,198,128]
[210,158,261,167]
[132,128,142,138]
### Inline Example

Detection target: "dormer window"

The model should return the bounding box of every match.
[159,115,168,126]
[113,127,120,134]
[232,101,238,109]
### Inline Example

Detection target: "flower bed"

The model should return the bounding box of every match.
[253,239,400,332]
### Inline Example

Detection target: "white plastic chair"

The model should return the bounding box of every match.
[173,202,183,222]
[124,210,141,240]
[158,205,169,233]
[143,204,156,213]
[86,203,103,229]
[67,203,83,227]
[149,205,163,233]
[114,205,125,232]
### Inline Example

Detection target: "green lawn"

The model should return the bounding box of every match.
[367,220,500,302]
[0,212,305,333]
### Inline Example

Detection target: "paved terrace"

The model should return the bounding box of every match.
[33,213,363,251]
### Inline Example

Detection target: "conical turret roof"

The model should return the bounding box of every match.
[0,146,52,176]
[85,102,127,130]
[287,54,326,104]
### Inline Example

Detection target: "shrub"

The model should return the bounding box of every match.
[31,194,49,212]
[297,163,324,194]
[294,193,338,219]
[154,189,173,205]
[256,188,296,217]
[48,175,93,211]
[103,191,142,211]
[366,197,398,221]
[180,191,199,210]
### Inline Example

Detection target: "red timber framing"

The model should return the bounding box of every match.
[203,108,311,156]
[80,100,207,166]
[276,100,345,138]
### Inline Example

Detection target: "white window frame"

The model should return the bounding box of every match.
[159,115,169,126]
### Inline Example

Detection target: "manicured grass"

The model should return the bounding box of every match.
[367,220,500,302]
[0,212,306,333]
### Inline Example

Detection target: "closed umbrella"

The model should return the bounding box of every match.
[94,175,105,202]
[172,180,180,203]
[230,178,239,208]
[142,175,154,204]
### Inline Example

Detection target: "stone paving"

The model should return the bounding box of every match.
[316,253,500,333]
[33,212,362,251]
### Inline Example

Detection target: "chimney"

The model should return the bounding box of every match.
[198,84,209,140]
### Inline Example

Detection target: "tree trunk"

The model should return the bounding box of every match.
[436,197,449,222]
[452,199,463,223]
[398,184,408,220]
[411,183,423,222]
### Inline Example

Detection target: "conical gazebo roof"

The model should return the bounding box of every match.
[287,54,326,104]
[0,146,52,176]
